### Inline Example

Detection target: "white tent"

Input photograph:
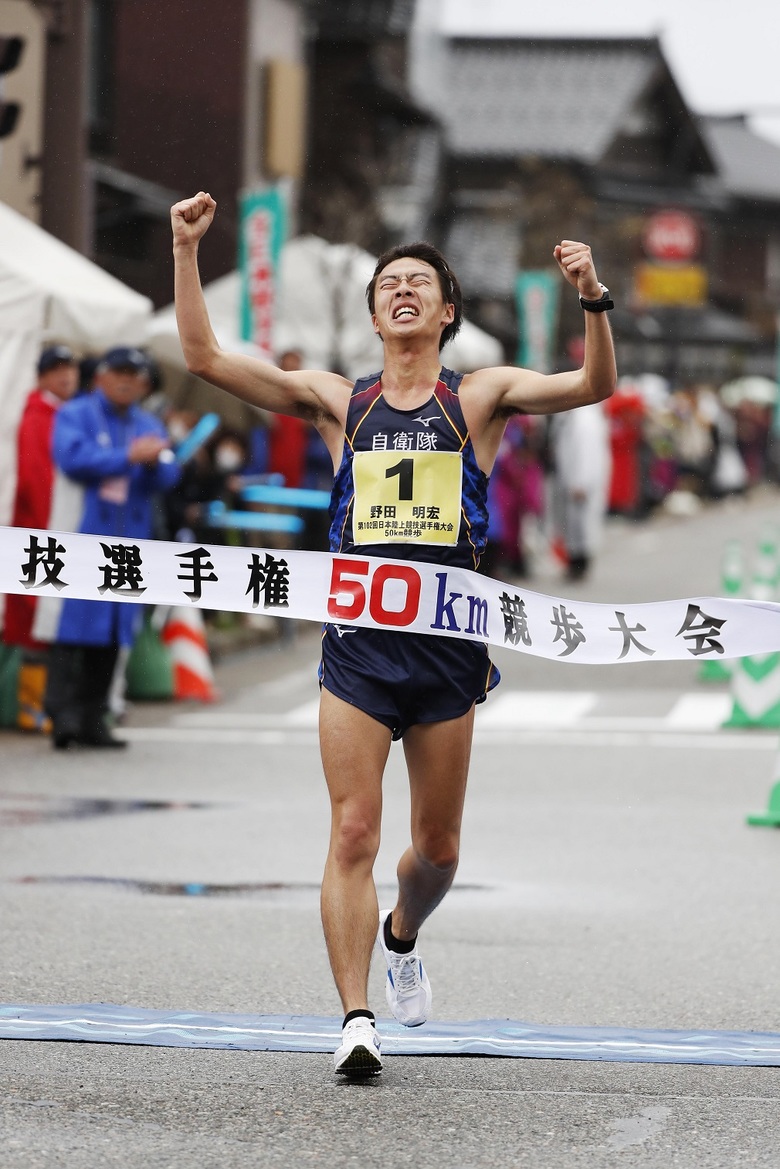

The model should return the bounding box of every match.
[149,234,505,385]
[0,200,153,525]
[149,270,271,368]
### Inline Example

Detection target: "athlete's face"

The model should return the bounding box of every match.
[371,258,454,345]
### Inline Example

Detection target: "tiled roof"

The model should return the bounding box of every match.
[699,116,780,202]
[445,214,521,296]
[437,37,659,162]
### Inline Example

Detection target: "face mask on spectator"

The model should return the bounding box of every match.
[214,445,244,472]
[168,419,191,443]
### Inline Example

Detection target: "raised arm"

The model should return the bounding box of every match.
[459,240,617,474]
[463,241,617,418]
[171,193,351,439]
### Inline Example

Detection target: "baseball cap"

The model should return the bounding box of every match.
[100,346,149,374]
[38,344,75,374]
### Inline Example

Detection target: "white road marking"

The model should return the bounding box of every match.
[120,728,315,746]
[118,727,776,751]
[476,691,597,728]
[665,692,733,729]
[171,701,320,729]
[122,690,776,750]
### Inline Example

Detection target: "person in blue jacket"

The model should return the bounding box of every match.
[44,347,181,749]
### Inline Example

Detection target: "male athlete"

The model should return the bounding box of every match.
[171,192,617,1077]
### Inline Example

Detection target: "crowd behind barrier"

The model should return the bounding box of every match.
[1,342,778,744]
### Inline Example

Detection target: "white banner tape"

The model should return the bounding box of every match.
[2,525,779,665]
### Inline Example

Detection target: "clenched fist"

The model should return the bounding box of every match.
[553,240,602,301]
[171,191,217,249]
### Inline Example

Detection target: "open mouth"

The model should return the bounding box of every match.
[392,305,419,321]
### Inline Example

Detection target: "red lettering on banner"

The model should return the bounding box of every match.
[328,558,369,620]
[327,558,422,626]
[369,564,421,626]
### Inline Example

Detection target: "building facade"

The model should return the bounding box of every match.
[3,4,780,378]
[0,0,310,307]
[412,35,780,379]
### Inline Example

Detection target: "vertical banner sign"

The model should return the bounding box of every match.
[239,187,287,352]
[773,312,780,438]
[515,271,560,372]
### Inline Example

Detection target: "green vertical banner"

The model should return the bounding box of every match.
[515,270,560,372]
[238,186,287,353]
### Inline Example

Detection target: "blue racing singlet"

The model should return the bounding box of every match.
[329,367,489,570]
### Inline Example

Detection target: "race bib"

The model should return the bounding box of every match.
[352,449,462,545]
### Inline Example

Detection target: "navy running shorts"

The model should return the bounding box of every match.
[318,624,500,740]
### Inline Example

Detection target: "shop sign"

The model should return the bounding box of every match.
[635,263,707,306]
[643,210,701,263]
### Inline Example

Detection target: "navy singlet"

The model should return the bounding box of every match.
[320,367,500,738]
[329,367,490,569]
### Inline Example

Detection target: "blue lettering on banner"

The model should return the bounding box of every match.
[465,596,489,637]
[430,572,462,632]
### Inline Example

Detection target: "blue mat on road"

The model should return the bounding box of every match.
[2,1004,780,1066]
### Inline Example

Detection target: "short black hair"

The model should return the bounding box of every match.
[366,242,463,350]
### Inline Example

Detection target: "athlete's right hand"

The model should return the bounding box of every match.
[171,191,216,248]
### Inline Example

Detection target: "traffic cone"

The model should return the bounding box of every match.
[698,538,743,683]
[161,607,218,702]
[724,527,780,727]
[747,746,780,827]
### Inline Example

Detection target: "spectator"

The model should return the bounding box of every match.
[490,415,545,577]
[77,355,100,396]
[4,345,79,730]
[44,347,181,749]
[267,350,310,487]
[550,402,611,581]
[162,409,219,543]
[605,379,646,516]
[671,383,717,496]
[735,398,772,487]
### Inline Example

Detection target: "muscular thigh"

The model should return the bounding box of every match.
[319,686,392,815]
[403,706,475,840]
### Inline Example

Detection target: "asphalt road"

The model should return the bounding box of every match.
[3,489,780,1167]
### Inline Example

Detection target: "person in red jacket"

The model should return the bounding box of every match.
[267,350,310,488]
[4,345,79,728]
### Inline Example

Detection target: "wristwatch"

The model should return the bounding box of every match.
[579,283,614,312]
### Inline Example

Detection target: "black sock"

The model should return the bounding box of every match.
[343,1009,375,1028]
[384,912,416,955]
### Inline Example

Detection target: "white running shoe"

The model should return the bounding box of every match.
[377,910,432,1027]
[333,1016,382,1077]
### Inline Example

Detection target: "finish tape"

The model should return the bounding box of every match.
[2,524,780,665]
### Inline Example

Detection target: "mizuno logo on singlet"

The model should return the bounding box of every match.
[412,414,441,427]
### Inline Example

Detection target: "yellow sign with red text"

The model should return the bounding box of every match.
[635,263,708,307]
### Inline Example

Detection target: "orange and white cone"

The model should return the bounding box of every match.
[161,607,218,702]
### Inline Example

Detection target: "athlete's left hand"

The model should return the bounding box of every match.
[553,241,602,300]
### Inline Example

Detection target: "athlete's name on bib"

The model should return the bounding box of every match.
[352,449,463,546]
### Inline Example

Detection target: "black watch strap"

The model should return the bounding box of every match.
[579,284,614,313]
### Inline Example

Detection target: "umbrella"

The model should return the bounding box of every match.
[720,376,778,408]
